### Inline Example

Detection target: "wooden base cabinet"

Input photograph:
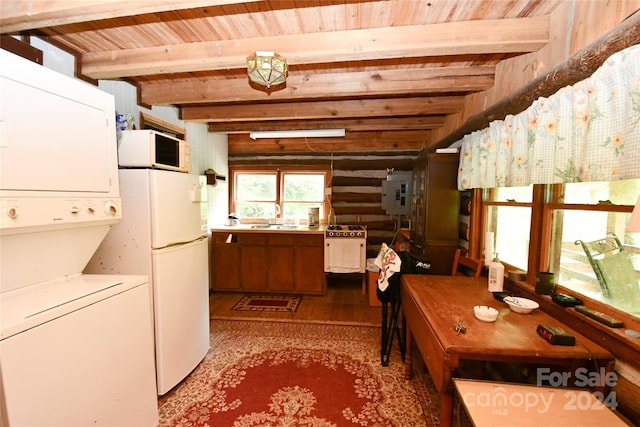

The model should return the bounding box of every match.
[239,233,269,291]
[211,232,240,290]
[266,234,295,292]
[293,235,325,293]
[211,231,326,295]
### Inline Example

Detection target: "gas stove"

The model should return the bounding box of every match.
[324,225,367,273]
[325,224,367,238]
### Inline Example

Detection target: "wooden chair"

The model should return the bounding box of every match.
[451,248,483,278]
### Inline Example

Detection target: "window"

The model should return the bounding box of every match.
[282,173,326,220]
[484,186,533,270]
[236,172,278,219]
[483,179,640,318]
[548,180,640,315]
[231,166,330,224]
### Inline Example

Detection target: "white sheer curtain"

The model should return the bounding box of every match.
[458,44,640,190]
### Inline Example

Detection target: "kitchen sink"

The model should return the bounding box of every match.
[249,223,300,230]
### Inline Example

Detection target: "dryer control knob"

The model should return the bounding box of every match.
[104,201,118,216]
[7,206,18,219]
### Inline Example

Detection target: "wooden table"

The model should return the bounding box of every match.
[453,379,627,426]
[401,275,614,427]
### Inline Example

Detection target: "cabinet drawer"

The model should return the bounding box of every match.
[268,234,294,246]
[294,234,323,247]
[213,233,236,244]
[238,233,266,245]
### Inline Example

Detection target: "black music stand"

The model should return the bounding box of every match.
[377,251,431,366]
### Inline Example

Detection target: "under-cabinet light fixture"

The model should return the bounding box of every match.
[249,129,346,140]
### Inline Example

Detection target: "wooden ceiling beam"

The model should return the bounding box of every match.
[208,116,447,133]
[0,0,262,33]
[228,130,431,153]
[182,96,465,122]
[227,157,416,170]
[81,17,548,78]
[141,66,495,104]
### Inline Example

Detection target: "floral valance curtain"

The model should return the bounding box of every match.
[457,44,640,190]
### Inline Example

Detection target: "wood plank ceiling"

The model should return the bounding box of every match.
[1,0,561,155]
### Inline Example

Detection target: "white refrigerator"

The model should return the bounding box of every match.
[86,169,210,395]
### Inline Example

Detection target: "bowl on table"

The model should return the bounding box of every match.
[504,296,539,314]
[474,305,499,322]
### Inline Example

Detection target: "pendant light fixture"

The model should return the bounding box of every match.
[247,51,287,89]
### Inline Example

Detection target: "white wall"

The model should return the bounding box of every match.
[33,37,229,228]
[30,37,75,77]
[186,124,229,227]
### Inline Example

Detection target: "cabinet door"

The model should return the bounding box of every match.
[212,233,240,290]
[239,234,268,291]
[267,234,295,291]
[410,153,459,266]
[424,155,460,241]
[294,235,325,294]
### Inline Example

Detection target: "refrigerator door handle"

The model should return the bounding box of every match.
[152,234,208,251]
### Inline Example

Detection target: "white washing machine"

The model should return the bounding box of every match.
[0,274,158,426]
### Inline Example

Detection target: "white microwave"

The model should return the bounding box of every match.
[118,129,190,173]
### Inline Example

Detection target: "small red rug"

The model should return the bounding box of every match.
[232,295,301,312]
[157,319,440,426]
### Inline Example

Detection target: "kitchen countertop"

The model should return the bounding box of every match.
[211,224,326,234]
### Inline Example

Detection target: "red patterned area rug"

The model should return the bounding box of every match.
[158,319,440,427]
[232,295,301,312]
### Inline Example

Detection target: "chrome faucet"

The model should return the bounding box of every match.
[268,204,281,225]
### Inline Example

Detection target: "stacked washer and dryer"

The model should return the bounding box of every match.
[0,50,158,425]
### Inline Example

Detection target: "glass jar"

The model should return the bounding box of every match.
[327,209,336,226]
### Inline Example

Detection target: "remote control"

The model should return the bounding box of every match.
[574,305,624,328]
[492,291,513,302]
[551,293,583,307]
[537,324,576,346]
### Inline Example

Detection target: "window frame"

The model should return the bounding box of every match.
[482,186,535,271]
[229,165,331,224]
[542,184,639,309]
[479,184,640,362]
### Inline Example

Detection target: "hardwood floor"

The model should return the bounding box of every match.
[209,274,381,326]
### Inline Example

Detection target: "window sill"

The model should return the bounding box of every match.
[504,278,640,368]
